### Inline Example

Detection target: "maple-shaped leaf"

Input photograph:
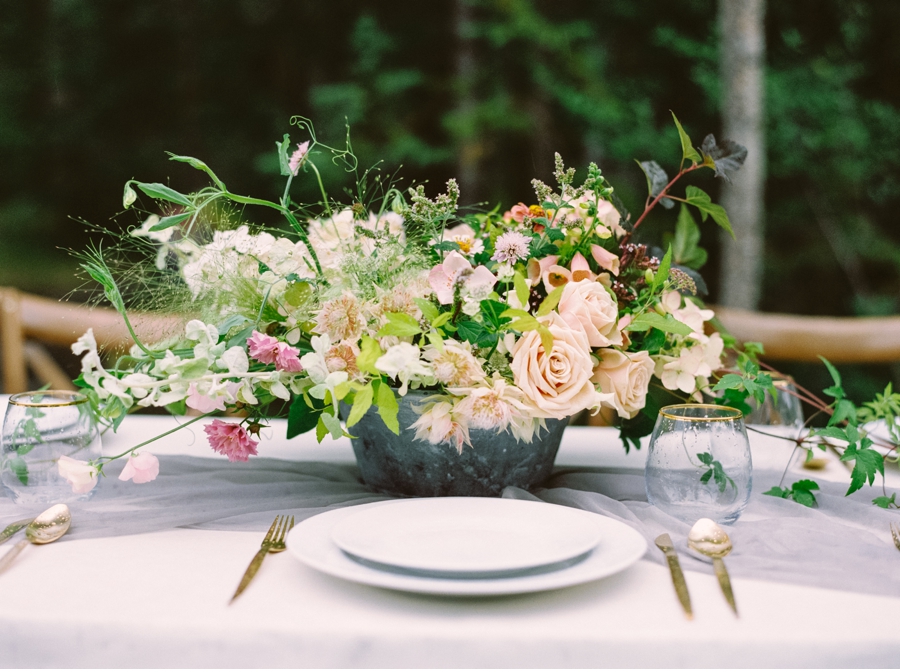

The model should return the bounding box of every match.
[700,134,747,181]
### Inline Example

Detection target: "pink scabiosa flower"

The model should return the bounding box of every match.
[289,141,310,175]
[491,231,531,263]
[119,452,160,484]
[204,419,259,462]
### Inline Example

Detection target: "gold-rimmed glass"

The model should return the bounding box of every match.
[1,391,102,505]
[745,373,805,429]
[645,404,752,525]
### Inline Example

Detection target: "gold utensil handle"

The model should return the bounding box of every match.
[713,557,738,616]
[662,553,693,619]
[0,519,34,546]
[0,539,29,576]
[230,547,269,603]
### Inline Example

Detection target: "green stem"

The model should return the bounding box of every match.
[97,412,215,463]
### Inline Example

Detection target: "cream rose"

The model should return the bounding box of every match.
[557,279,624,348]
[591,349,654,419]
[510,313,611,419]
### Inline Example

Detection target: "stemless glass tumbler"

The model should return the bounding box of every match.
[645,404,752,525]
[745,373,805,429]
[1,391,102,505]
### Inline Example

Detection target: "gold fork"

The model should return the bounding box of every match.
[891,523,900,553]
[230,514,296,603]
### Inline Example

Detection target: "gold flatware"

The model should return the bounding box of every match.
[0,504,71,576]
[654,533,693,620]
[688,518,738,616]
[230,514,295,603]
[0,517,35,546]
[891,522,900,552]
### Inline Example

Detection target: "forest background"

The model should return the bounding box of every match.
[1,0,899,403]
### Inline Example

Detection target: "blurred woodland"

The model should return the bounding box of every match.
[1,0,899,398]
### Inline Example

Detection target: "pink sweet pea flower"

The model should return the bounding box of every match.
[591,244,620,276]
[186,383,228,413]
[248,330,280,364]
[57,455,98,494]
[203,419,259,462]
[428,251,496,305]
[289,141,310,175]
[119,452,160,484]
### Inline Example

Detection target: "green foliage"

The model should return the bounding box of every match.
[764,480,820,508]
[287,396,321,439]
[697,452,735,493]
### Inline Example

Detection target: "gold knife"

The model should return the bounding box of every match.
[655,533,693,620]
[0,518,34,546]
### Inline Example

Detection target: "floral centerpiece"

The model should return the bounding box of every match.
[67,114,748,495]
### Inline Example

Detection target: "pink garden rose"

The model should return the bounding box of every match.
[203,419,259,462]
[509,313,611,419]
[57,455,98,494]
[557,279,623,348]
[591,349,654,419]
[119,452,160,484]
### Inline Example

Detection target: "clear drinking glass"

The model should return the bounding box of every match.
[1,391,102,505]
[745,373,804,429]
[645,404,752,525]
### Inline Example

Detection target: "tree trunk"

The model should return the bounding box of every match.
[718,0,766,310]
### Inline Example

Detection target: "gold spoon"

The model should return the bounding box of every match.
[0,504,71,576]
[688,517,738,616]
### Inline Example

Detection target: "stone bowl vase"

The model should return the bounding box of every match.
[340,389,569,498]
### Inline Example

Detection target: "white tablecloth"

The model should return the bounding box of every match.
[1,406,899,668]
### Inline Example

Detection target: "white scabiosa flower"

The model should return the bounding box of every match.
[423,340,486,388]
[491,231,531,263]
[315,292,367,342]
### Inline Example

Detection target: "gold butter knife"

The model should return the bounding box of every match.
[655,533,693,620]
[0,518,34,546]
[230,515,294,603]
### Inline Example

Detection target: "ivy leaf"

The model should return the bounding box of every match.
[287,396,321,439]
[134,182,193,207]
[699,134,748,181]
[668,205,707,270]
[637,160,674,209]
[671,111,703,165]
[627,312,693,336]
[684,186,734,237]
[376,383,400,435]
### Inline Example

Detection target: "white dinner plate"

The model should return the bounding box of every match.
[287,500,648,596]
[330,497,604,576]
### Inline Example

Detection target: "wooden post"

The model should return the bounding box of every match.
[0,288,28,394]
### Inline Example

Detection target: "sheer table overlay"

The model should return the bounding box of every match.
[0,398,898,667]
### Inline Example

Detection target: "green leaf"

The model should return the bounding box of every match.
[763,486,790,499]
[536,285,565,317]
[134,182,193,207]
[413,298,440,322]
[637,160,675,209]
[684,186,733,237]
[149,212,192,232]
[432,312,452,328]
[123,183,137,209]
[8,457,28,486]
[670,205,708,269]
[505,316,541,332]
[699,134,748,181]
[700,468,713,485]
[276,134,293,177]
[320,411,343,440]
[819,357,844,399]
[841,446,884,495]
[287,396,321,439]
[537,324,554,354]
[315,415,328,443]
[376,312,422,338]
[480,299,512,331]
[713,373,745,391]
[346,383,374,428]
[167,153,227,190]
[671,112,703,164]
[627,312,693,336]
[513,272,530,307]
[811,426,849,442]
[651,245,673,294]
[697,452,714,466]
[873,493,896,508]
[376,383,400,435]
[829,399,857,428]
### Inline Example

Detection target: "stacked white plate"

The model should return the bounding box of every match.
[286,498,647,596]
